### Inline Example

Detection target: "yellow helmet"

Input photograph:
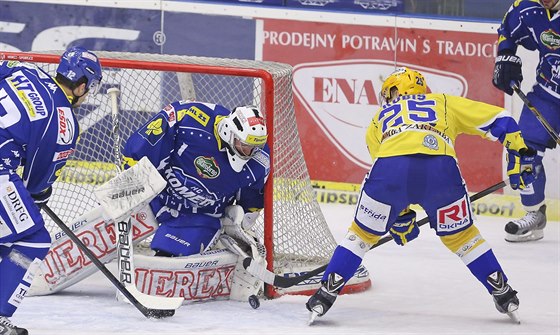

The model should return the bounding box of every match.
[380,67,427,103]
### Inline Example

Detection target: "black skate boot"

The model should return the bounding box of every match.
[0,316,28,335]
[486,271,520,324]
[505,204,546,242]
[306,272,345,325]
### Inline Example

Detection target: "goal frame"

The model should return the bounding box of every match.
[1,51,370,298]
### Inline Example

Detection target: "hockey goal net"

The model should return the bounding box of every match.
[1,51,370,297]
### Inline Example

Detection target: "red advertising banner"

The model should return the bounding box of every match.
[261,19,503,192]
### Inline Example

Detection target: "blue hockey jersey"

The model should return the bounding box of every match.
[122,101,270,217]
[498,0,560,94]
[0,60,79,195]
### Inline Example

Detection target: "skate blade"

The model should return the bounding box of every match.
[507,310,521,324]
[506,304,521,324]
[308,311,320,326]
[505,230,543,243]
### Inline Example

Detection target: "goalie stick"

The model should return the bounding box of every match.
[511,83,560,146]
[41,205,176,319]
[104,88,183,311]
[243,180,508,289]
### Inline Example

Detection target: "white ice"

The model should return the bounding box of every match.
[13,203,560,335]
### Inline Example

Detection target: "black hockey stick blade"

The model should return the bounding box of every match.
[143,308,175,319]
[41,205,176,319]
[271,180,508,289]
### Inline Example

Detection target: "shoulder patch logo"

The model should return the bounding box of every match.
[194,156,220,179]
[56,107,75,145]
[146,118,163,136]
[140,116,166,146]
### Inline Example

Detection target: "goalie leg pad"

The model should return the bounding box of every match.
[28,205,158,296]
[133,250,239,301]
[218,235,267,302]
[230,257,264,302]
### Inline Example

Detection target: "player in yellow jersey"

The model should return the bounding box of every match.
[306,67,537,325]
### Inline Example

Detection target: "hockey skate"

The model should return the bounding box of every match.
[0,316,28,335]
[486,271,520,324]
[505,204,546,242]
[306,272,344,325]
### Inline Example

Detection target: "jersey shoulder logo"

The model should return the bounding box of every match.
[140,116,167,146]
[177,106,210,127]
[56,107,76,145]
[194,156,220,179]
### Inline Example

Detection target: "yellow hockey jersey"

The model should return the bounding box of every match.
[366,93,527,160]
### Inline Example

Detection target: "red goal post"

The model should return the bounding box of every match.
[0,50,370,297]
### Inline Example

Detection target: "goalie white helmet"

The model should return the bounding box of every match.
[218,106,268,172]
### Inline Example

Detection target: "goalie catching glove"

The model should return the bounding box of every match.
[389,207,419,246]
[506,147,537,190]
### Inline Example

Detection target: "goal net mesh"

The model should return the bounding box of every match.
[20,51,340,295]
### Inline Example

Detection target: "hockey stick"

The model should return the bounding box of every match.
[243,179,508,289]
[41,204,175,319]
[511,83,560,145]
[105,88,183,311]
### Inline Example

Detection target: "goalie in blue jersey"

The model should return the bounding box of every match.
[122,103,269,258]
[492,0,560,242]
[0,46,102,335]
[306,67,536,324]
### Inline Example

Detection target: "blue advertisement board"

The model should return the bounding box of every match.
[0,1,256,59]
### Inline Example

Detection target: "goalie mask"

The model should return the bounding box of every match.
[380,67,427,104]
[218,106,268,172]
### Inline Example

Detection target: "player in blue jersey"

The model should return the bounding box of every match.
[492,0,560,242]
[0,46,102,335]
[306,67,536,325]
[122,102,269,258]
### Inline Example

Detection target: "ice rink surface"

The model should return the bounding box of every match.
[14,202,559,335]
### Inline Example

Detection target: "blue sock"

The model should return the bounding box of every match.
[322,246,363,283]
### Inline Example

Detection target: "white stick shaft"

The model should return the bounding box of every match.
[107,87,122,170]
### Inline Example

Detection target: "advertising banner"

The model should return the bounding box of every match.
[261,19,502,191]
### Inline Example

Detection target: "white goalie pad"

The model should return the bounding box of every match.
[94,157,166,221]
[133,249,240,302]
[219,206,267,302]
[219,235,266,302]
[28,205,158,296]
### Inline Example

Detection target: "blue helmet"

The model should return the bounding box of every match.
[57,46,103,94]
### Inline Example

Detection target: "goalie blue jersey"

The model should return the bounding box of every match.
[122,101,270,217]
[498,0,560,94]
[0,60,79,195]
